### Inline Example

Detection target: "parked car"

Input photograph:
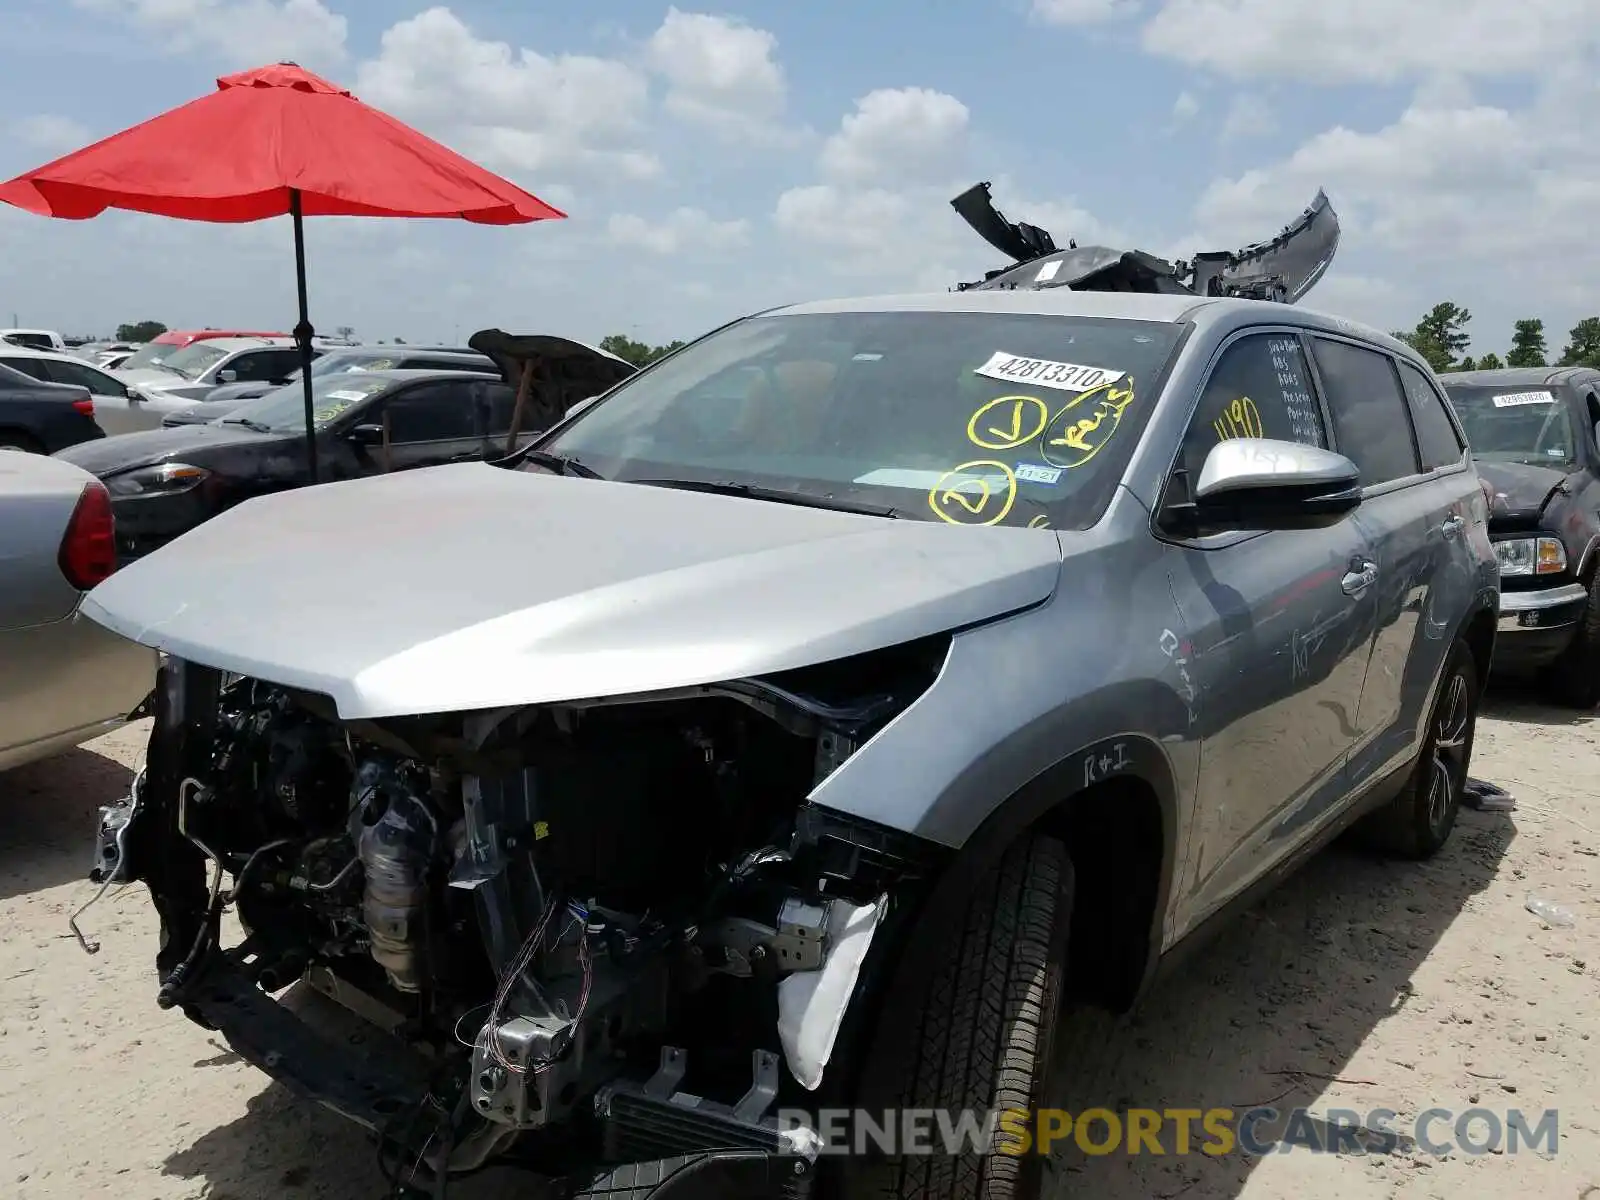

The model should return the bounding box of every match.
[110,328,293,377]
[180,346,497,420]
[1439,366,1600,706]
[114,335,307,405]
[0,345,149,435]
[0,362,104,453]
[79,290,1496,1199]
[95,348,138,371]
[58,336,632,562]
[0,327,67,352]
[0,453,155,772]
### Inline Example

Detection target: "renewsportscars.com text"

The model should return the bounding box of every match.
[774,1106,1560,1158]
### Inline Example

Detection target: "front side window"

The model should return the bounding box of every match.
[43,359,120,394]
[1177,331,1327,485]
[383,381,477,443]
[1311,338,1421,487]
[1442,383,1576,466]
[533,310,1186,529]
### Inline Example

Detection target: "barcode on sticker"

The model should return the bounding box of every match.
[1491,390,1555,407]
[974,351,1124,393]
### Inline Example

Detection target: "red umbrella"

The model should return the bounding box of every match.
[0,61,565,481]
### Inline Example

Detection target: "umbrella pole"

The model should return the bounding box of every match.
[289,188,318,484]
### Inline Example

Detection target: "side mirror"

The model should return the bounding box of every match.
[346,423,385,446]
[216,369,238,383]
[1174,437,1362,532]
[124,385,141,400]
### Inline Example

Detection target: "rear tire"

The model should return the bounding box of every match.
[1544,573,1600,710]
[1362,639,1479,859]
[0,431,43,453]
[850,834,1072,1200]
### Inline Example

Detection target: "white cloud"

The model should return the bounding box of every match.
[1141,0,1600,83]
[608,207,750,255]
[1218,93,1276,141]
[1171,91,1200,122]
[1032,0,1142,23]
[645,8,789,142]
[1191,69,1600,348]
[354,7,658,185]
[9,115,90,153]
[818,87,970,187]
[74,0,348,67]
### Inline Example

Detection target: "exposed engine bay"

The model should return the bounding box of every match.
[93,644,947,1196]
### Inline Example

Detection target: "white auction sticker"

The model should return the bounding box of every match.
[1014,462,1064,485]
[1035,260,1062,282]
[324,389,369,401]
[1491,390,1556,407]
[974,351,1124,393]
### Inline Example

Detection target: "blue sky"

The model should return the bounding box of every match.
[1,1,1597,358]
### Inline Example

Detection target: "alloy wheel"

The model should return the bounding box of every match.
[1426,671,1471,827]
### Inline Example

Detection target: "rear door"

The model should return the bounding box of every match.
[1162,328,1380,924]
[1309,338,1474,788]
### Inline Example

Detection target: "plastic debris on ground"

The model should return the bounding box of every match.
[1462,777,1516,812]
[1525,895,1576,928]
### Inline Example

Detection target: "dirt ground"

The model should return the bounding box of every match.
[1,689,1595,1200]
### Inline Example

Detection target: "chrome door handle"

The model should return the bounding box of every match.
[1341,562,1378,596]
[1441,515,1464,539]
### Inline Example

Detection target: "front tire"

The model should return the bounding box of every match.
[851,834,1072,1200]
[1544,573,1600,710]
[1364,639,1480,859]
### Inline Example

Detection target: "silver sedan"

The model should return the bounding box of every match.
[0,452,155,771]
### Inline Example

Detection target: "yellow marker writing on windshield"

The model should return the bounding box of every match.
[1213,395,1263,442]
[967,395,1049,451]
[928,460,1018,526]
[1040,381,1134,470]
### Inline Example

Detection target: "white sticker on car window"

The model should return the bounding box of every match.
[1035,260,1062,282]
[1491,390,1555,407]
[324,389,369,401]
[1014,462,1064,485]
[974,351,1124,393]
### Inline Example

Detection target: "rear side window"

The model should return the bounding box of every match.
[1310,338,1420,487]
[1178,331,1328,481]
[1396,360,1465,470]
[0,356,49,381]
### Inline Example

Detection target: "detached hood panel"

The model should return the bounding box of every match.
[82,464,1063,718]
[1477,461,1570,522]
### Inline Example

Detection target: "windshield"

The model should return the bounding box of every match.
[117,343,175,371]
[1443,384,1576,465]
[533,310,1185,529]
[153,341,232,379]
[224,373,392,431]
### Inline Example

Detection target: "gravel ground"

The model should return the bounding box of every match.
[1,690,1595,1199]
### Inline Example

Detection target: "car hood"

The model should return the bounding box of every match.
[54,422,270,476]
[1476,460,1571,522]
[81,462,1063,719]
[115,367,188,390]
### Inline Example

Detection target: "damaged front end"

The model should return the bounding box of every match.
[90,643,948,1196]
[951,180,1341,304]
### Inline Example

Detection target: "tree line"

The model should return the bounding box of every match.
[598,334,686,367]
[1393,304,1600,373]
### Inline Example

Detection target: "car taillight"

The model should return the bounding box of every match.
[73,397,95,416]
[58,481,117,590]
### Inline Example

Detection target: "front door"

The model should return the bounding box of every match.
[367,378,487,474]
[1161,329,1380,932]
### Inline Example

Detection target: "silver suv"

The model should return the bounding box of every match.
[81,289,1497,1199]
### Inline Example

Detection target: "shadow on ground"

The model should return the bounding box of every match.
[0,745,133,900]
[1043,804,1517,1199]
[1481,677,1599,729]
